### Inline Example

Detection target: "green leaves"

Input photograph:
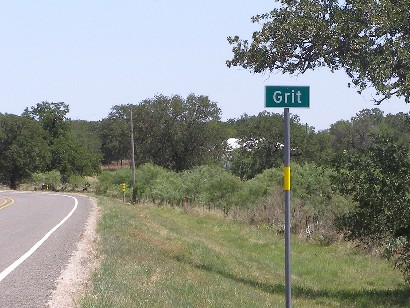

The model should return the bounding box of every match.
[23,101,70,140]
[228,0,410,104]
[0,102,101,188]
[51,133,100,178]
[0,114,49,188]
[227,111,330,179]
[334,134,410,282]
[103,94,226,172]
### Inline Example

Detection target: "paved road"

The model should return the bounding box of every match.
[0,191,92,308]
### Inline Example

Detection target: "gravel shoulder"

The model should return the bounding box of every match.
[47,195,100,308]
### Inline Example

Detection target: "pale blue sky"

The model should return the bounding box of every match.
[1,0,407,130]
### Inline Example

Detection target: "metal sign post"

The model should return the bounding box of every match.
[284,107,291,308]
[265,85,310,308]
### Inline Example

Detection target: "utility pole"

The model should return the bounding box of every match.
[130,108,136,202]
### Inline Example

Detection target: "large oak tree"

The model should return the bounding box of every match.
[227,0,410,104]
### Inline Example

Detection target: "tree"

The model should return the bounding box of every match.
[330,108,385,152]
[0,114,49,189]
[304,129,334,166]
[132,94,226,171]
[227,0,410,104]
[100,94,227,171]
[23,101,70,140]
[227,111,329,179]
[334,135,410,282]
[350,108,385,147]
[23,101,100,178]
[99,106,130,165]
[383,112,410,148]
[227,112,284,179]
[51,133,100,178]
[71,120,103,157]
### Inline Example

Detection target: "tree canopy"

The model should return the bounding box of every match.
[134,94,226,171]
[100,94,228,171]
[226,111,331,179]
[22,101,100,180]
[227,0,410,104]
[99,105,130,165]
[23,101,70,140]
[0,114,49,188]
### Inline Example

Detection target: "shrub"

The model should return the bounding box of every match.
[136,163,168,201]
[92,162,351,245]
[180,165,225,204]
[66,174,87,191]
[112,168,132,185]
[95,171,116,195]
[32,170,62,191]
[199,167,242,215]
[150,171,184,205]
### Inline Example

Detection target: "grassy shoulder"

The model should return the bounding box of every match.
[81,197,409,307]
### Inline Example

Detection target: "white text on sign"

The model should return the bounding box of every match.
[273,90,303,105]
[265,86,309,108]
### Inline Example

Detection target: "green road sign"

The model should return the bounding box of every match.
[265,86,310,108]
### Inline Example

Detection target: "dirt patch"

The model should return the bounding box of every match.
[47,196,100,308]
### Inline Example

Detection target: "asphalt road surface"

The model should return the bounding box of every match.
[0,191,92,308]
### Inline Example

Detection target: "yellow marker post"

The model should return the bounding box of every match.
[121,183,126,202]
[284,167,291,191]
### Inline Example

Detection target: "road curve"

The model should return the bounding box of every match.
[0,191,92,308]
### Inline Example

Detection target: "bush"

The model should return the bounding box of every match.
[135,163,169,201]
[95,171,116,195]
[66,174,87,192]
[235,169,276,206]
[198,167,242,215]
[112,168,132,185]
[32,170,62,191]
[92,163,351,245]
[180,166,210,203]
[272,164,351,235]
[334,135,410,283]
[150,171,184,205]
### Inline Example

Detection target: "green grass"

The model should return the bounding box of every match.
[81,197,409,307]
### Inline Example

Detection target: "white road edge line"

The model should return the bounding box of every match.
[0,194,78,283]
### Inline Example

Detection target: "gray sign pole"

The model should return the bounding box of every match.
[265,85,309,308]
[284,107,291,308]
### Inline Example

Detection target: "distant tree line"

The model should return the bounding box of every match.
[2,98,410,189]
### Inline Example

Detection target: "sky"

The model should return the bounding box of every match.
[1,0,408,131]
